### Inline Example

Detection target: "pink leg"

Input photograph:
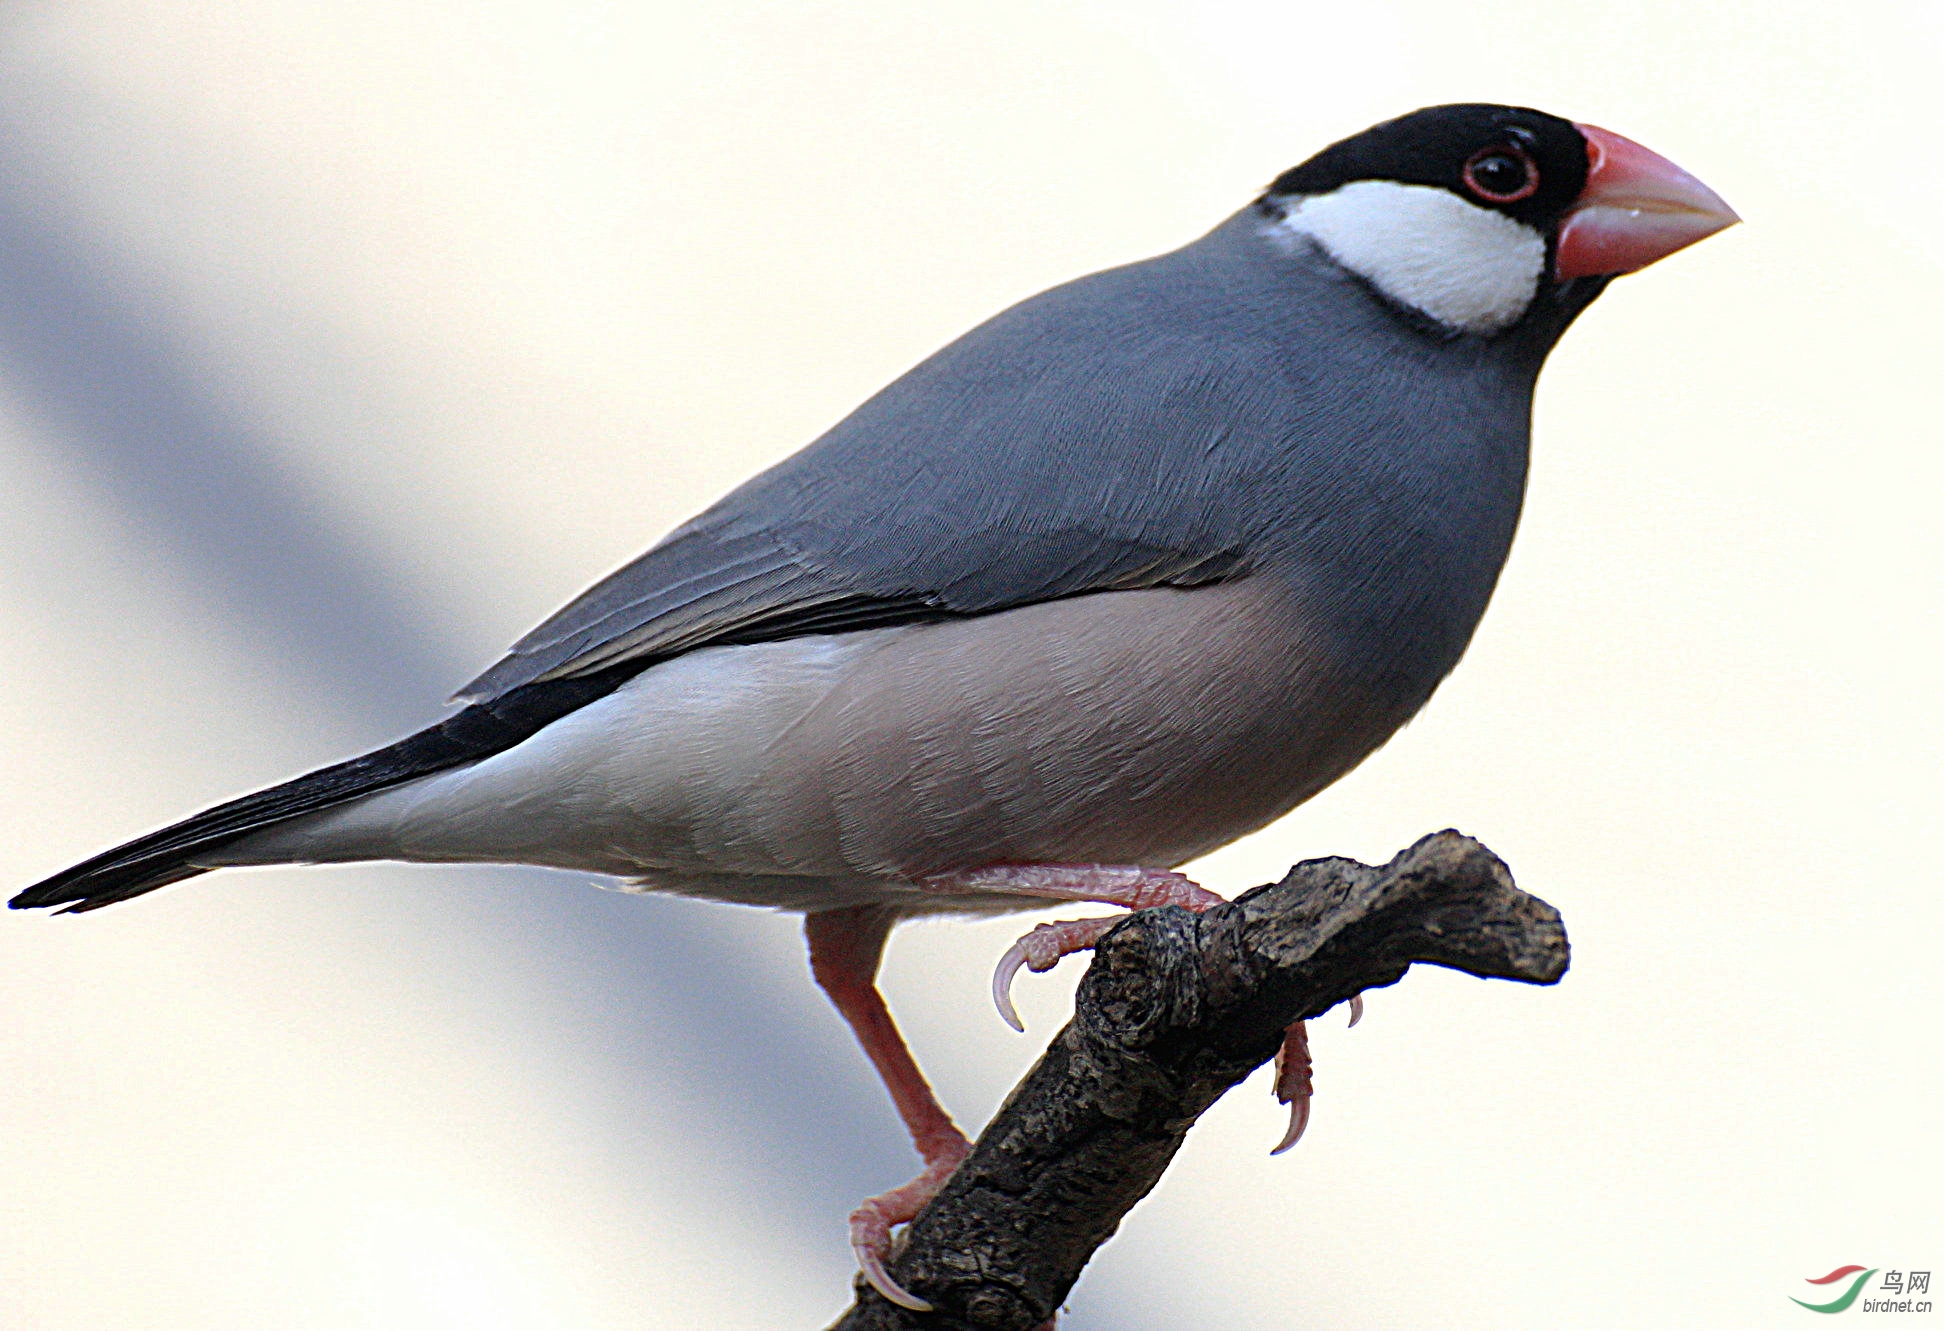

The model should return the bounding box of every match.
[920,864,1227,1031]
[807,905,971,1312]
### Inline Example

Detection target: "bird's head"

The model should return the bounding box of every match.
[1258,104,1738,336]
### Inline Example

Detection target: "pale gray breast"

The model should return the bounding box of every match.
[739,577,1401,881]
[240,577,1414,913]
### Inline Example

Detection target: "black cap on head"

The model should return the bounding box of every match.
[1264,104,1590,231]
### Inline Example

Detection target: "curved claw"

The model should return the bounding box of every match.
[1269,1095,1310,1155]
[966,869,1225,1036]
[851,1210,932,1311]
[992,939,1030,1032]
[1347,993,1364,1028]
[1270,1018,1314,1155]
[991,917,1119,1033]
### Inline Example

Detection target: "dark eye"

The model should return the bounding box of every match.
[1463,146,1539,203]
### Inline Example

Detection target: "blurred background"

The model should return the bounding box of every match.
[0,1,1938,1327]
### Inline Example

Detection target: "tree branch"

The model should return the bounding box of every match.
[827,830,1570,1330]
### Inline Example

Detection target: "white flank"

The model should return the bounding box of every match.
[1270,180,1545,334]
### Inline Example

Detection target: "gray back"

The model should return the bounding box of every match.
[458,208,1606,706]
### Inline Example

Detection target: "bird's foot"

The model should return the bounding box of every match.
[850,1130,971,1311]
[990,915,1121,1031]
[1271,1019,1314,1154]
[926,864,1224,1031]
[1269,993,1365,1153]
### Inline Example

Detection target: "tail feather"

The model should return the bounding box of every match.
[11,665,641,914]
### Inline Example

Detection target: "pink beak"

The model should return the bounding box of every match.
[1554,123,1739,279]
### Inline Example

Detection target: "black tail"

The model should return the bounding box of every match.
[11,665,643,914]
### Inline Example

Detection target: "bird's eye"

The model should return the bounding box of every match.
[1463,146,1539,203]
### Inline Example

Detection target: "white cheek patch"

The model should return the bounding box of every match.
[1270,180,1546,334]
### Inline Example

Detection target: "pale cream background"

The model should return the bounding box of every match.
[0,2,1938,1328]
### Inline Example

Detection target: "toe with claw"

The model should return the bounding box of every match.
[1268,994,1366,1154]
[1271,1018,1314,1155]
[991,916,1121,1031]
[945,864,1227,1031]
[849,1134,971,1310]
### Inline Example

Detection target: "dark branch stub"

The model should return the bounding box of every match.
[827,831,1570,1330]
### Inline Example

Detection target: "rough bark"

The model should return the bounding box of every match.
[827,830,1570,1330]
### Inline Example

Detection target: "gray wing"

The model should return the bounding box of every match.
[456,221,1302,703]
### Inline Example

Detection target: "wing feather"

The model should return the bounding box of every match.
[453,238,1277,703]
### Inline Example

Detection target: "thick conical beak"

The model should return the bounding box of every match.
[1554,123,1739,279]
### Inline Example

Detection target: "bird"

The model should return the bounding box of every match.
[11,104,1735,1311]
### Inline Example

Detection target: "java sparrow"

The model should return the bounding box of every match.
[12,104,1736,1310]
